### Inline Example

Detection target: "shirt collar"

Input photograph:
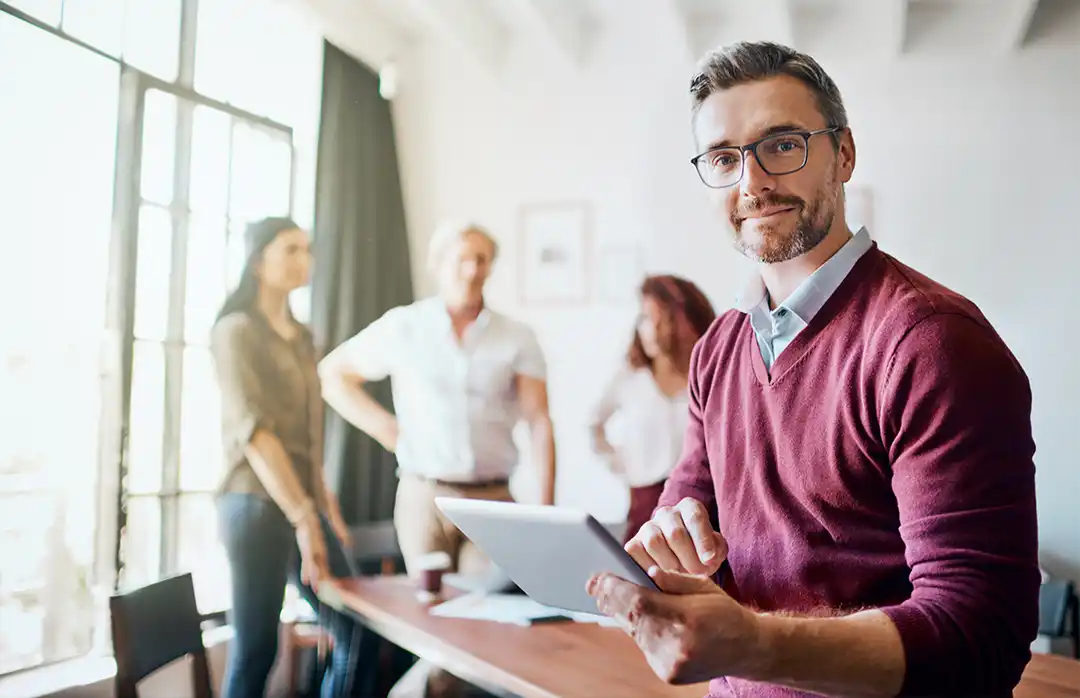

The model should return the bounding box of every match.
[736,227,873,323]
[426,295,492,334]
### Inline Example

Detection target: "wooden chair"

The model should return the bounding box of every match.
[109,573,212,698]
[1039,579,1079,658]
[282,600,332,698]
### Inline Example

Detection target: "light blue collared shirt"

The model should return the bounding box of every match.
[738,227,873,371]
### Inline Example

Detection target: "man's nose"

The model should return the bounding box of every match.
[740,151,777,198]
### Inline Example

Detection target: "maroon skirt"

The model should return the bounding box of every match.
[623,480,668,545]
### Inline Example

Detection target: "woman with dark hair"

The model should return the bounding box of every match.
[211,217,367,698]
[589,275,717,544]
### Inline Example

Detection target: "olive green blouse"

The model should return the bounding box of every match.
[209,311,326,508]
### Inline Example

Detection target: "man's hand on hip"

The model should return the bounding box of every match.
[625,498,727,577]
[586,568,760,685]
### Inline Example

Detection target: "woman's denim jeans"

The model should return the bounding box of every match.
[217,494,375,698]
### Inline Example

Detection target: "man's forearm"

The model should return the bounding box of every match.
[742,609,905,698]
[322,376,398,451]
[531,417,556,505]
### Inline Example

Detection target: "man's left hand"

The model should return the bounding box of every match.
[586,568,761,685]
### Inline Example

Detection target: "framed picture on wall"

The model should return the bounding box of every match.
[597,245,644,303]
[518,202,590,305]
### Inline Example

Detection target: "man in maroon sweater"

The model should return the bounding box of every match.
[586,42,1039,697]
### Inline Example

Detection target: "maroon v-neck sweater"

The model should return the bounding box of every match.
[659,245,1039,697]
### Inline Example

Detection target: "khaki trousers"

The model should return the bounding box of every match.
[393,473,513,577]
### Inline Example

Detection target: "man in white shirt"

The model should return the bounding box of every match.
[319,220,556,577]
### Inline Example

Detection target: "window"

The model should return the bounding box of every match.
[120,91,295,614]
[0,11,120,674]
[0,0,322,675]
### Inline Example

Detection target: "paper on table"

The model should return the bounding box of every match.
[429,592,565,626]
[429,592,620,627]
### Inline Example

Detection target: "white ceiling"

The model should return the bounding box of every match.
[298,0,1080,72]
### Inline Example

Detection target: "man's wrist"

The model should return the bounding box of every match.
[735,610,785,682]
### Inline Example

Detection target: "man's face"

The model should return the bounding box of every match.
[437,230,494,304]
[692,75,854,263]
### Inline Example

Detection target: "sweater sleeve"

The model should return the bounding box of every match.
[657,339,716,512]
[878,313,1040,697]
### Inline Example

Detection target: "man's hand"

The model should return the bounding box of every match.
[625,498,728,577]
[587,568,760,685]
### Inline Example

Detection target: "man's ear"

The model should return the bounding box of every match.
[837,127,856,185]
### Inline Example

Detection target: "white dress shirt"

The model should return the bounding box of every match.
[590,366,689,488]
[337,297,547,483]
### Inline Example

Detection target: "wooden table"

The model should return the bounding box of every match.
[321,576,706,698]
[1015,652,1080,698]
[321,576,1080,698]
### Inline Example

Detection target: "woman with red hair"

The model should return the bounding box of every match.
[589,275,717,543]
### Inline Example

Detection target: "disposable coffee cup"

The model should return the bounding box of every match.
[414,551,451,600]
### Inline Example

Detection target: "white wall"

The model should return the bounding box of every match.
[387,6,1080,581]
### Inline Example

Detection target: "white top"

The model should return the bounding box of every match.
[589,367,689,488]
[333,297,547,483]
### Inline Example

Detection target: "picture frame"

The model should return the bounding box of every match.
[517,202,590,306]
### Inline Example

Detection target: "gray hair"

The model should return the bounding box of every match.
[426,220,499,272]
[690,41,848,144]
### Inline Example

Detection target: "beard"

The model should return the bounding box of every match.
[730,179,838,264]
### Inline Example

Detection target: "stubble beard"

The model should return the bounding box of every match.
[732,178,838,264]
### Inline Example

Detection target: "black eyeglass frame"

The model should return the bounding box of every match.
[690,126,842,189]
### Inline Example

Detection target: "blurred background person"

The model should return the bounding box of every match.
[319,220,555,576]
[589,274,716,543]
[211,217,370,698]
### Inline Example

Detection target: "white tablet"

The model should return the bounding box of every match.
[434,497,657,615]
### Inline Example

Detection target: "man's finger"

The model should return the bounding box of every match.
[656,508,705,574]
[588,573,644,628]
[625,533,660,573]
[648,566,722,595]
[675,498,726,573]
[638,519,686,572]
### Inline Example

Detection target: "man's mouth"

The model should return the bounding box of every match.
[743,205,796,221]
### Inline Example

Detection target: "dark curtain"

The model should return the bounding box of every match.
[311,41,413,525]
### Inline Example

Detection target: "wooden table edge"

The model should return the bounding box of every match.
[322,578,564,698]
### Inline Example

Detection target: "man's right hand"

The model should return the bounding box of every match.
[625,497,728,577]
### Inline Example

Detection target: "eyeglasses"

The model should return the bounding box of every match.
[690,126,841,189]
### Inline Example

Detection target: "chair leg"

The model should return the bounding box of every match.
[284,623,298,698]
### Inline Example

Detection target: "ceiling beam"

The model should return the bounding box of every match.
[295,0,405,70]
[665,0,694,61]
[511,0,595,66]
[889,0,910,56]
[400,0,508,73]
[1000,0,1042,51]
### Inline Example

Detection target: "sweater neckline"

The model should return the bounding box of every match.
[750,243,884,387]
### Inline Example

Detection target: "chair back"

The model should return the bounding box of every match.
[349,520,402,574]
[109,573,213,698]
[1038,578,1079,658]
[1039,579,1075,636]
